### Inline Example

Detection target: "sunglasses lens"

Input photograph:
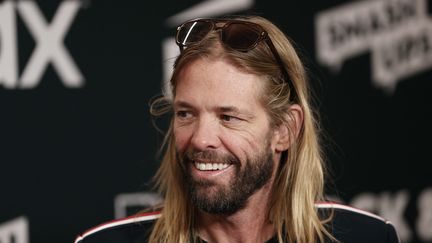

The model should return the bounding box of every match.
[177,21,213,46]
[221,23,261,51]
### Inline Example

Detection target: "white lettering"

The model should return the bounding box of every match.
[161,37,178,100]
[0,217,29,243]
[17,1,84,88]
[315,0,430,93]
[114,192,163,219]
[0,1,18,88]
[165,0,253,26]
[350,192,378,212]
[417,188,432,241]
[372,19,432,93]
[379,190,411,241]
[351,190,411,242]
[315,0,425,70]
[0,0,84,89]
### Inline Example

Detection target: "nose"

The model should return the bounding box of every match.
[190,116,221,151]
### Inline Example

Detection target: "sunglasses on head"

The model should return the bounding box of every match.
[175,18,297,101]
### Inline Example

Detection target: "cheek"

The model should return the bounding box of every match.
[174,127,191,154]
[220,131,264,161]
[242,127,269,149]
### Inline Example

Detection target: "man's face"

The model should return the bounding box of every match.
[173,58,280,214]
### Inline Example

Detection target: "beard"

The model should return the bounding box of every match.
[179,143,274,215]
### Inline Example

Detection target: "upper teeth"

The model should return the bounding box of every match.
[194,162,229,171]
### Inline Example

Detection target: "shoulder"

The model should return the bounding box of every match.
[74,211,161,243]
[315,202,400,243]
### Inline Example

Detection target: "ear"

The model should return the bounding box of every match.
[273,104,304,152]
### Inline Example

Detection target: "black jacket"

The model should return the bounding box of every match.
[74,203,400,243]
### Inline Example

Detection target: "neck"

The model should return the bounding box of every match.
[195,182,275,243]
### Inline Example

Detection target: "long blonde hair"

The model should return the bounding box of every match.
[149,15,333,243]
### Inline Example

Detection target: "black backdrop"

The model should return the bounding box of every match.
[1,0,431,243]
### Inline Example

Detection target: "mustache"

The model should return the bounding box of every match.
[182,149,239,165]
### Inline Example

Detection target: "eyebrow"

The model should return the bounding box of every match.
[219,106,240,114]
[173,101,194,109]
[173,101,255,119]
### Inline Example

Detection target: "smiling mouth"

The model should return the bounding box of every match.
[194,161,230,171]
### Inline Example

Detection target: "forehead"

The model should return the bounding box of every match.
[174,58,266,110]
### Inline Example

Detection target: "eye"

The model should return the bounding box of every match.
[176,110,192,119]
[220,114,239,122]
[221,114,232,121]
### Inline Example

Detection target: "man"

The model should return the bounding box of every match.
[75,15,400,243]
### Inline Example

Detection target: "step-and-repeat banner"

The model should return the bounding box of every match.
[1,0,431,242]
